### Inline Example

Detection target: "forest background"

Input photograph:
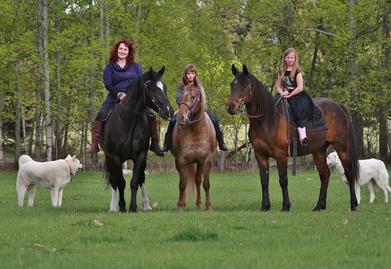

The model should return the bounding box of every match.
[0,0,390,169]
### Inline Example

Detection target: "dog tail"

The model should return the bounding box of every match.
[18,154,33,167]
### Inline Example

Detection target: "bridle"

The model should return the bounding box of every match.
[228,82,264,118]
[179,89,204,125]
[119,81,164,118]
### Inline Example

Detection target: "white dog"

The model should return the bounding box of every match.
[16,154,83,208]
[327,151,391,203]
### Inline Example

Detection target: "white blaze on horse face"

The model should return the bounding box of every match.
[156,81,164,94]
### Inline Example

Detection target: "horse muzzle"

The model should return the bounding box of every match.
[227,103,239,115]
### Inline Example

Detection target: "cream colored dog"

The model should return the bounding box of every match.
[327,151,391,203]
[16,154,82,208]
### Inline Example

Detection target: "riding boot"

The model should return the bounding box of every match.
[216,127,228,151]
[212,120,228,151]
[163,117,176,152]
[148,118,164,157]
[89,120,103,154]
[298,127,308,145]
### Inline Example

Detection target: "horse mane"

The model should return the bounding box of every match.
[248,73,276,128]
[184,83,206,108]
[122,71,148,105]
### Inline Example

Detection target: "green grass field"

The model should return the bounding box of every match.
[1,169,390,269]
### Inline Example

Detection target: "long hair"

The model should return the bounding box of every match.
[277,48,303,84]
[181,64,206,106]
[108,39,135,64]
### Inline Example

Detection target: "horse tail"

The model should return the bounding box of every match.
[341,104,360,184]
[185,163,197,201]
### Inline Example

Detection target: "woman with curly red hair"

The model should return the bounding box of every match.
[89,39,164,156]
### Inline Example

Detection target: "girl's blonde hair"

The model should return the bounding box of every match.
[278,48,303,79]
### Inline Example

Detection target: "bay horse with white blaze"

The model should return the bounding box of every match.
[101,67,173,213]
[171,83,217,211]
[227,64,359,211]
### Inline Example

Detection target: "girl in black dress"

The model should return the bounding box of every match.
[275,48,314,145]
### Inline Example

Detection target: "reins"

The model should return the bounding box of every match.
[118,82,158,118]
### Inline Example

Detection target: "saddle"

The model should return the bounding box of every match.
[274,95,328,175]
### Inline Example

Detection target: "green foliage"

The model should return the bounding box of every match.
[0,0,390,157]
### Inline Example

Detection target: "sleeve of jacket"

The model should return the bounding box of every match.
[175,85,183,106]
[103,64,117,97]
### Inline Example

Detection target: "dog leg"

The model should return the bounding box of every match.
[380,186,388,203]
[368,181,375,203]
[58,188,64,208]
[27,185,36,207]
[50,188,59,208]
[17,185,27,207]
[355,183,361,205]
[109,187,119,212]
[140,183,152,211]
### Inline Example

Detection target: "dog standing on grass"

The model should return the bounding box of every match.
[16,154,83,208]
[327,151,391,203]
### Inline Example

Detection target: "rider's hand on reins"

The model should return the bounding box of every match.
[117,92,127,100]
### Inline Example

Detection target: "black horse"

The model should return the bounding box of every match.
[227,64,359,211]
[100,67,174,212]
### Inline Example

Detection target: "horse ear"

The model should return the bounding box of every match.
[243,64,248,75]
[158,66,165,76]
[231,64,239,76]
[149,67,153,72]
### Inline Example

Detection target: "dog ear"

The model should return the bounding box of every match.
[66,154,71,159]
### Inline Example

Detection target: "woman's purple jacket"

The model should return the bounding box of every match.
[102,62,143,104]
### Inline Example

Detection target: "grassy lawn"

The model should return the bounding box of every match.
[0,168,390,269]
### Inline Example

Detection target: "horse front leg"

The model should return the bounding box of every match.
[175,160,187,211]
[276,157,290,211]
[312,150,330,211]
[129,152,147,213]
[195,163,203,209]
[254,152,270,211]
[202,158,213,211]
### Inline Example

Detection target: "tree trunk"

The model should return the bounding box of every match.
[54,0,62,159]
[15,60,22,161]
[38,0,52,161]
[0,87,3,162]
[348,0,364,157]
[379,0,390,162]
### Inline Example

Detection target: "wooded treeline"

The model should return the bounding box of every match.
[0,0,390,165]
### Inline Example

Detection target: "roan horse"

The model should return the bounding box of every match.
[100,67,173,212]
[227,64,359,211]
[170,83,217,211]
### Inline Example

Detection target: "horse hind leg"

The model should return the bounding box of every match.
[335,149,359,210]
[140,183,152,211]
[109,187,119,212]
[106,158,126,212]
[312,149,330,211]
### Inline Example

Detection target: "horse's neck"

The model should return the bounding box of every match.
[124,83,145,111]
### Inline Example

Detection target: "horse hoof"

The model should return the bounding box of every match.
[176,206,184,212]
[205,207,213,212]
[281,206,290,212]
[312,205,325,212]
[119,206,126,213]
[261,204,271,211]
